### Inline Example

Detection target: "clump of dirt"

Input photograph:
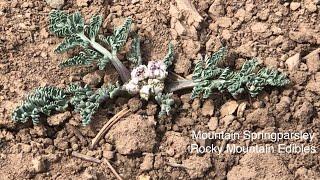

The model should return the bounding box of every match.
[106,114,157,155]
[227,153,294,180]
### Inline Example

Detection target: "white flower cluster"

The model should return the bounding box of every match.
[124,61,168,100]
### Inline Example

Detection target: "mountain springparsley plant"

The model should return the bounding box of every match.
[12,11,290,126]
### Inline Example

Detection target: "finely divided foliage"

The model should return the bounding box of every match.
[12,87,68,124]
[12,84,120,126]
[191,48,290,98]
[49,10,131,81]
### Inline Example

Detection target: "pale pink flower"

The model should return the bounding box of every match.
[147,61,167,80]
[131,65,148,83]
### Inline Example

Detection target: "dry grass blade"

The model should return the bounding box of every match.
[91,107,131,148]
[105,160,124,180]
[72,151,101,163]
[72,152,123,180]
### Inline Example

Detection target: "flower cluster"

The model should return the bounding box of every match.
[124,60,168,100]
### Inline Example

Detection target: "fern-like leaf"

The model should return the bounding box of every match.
[59,49,101,67]
[55,35,89,53]
[163,42,174,68]
[49,11,84,37]
[66,83,120,125]
[127,35,142,65]
[12,87,68,124]
[86,15,103,40]
[155,93,175,117]
[100,18,132,54]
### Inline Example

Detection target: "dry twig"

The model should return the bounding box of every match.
[72,152,123,180]
[104,159,124,180]
[71,151,101,163]
[91,107,131,148]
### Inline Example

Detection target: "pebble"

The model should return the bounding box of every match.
[221,115,235,127]
[305,0,317,12]
[175,20,186,36]
[290,2,301,11]
[102,150,115,160]
[237,102,247,118]
[304,48,320,73]
[251,22,268,33]
[45,0,65,9]
[208,117,218,131]
[140,153,154,171]
[216,17,232,28]
[285,53,300,71]
[201,100,214,116]
[32,157,47,173]
[220,101,239,117]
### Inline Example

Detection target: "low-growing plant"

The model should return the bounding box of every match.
[11,11,290,126]
[49,10,132,82]
[166,47,290,99]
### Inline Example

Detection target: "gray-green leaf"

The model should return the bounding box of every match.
[87,15,103,40]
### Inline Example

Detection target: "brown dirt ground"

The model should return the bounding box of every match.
[0,0,319,179]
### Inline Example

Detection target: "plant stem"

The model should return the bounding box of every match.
[166,79,196,92]
[78,33,130,83]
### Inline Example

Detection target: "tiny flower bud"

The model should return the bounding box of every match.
[131,65,148,83]
[139,85,151,100]
[124,80,140,94]
[147,61,168,80]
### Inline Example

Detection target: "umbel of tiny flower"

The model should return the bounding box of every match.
[124,60,168,100]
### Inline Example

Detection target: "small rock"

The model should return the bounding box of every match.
[83,71,103,87]
[102,151,114,160]
[47,111,72,126]
[269,35,284,46]
[290,2,301,11]
[45,0,65,9]
[251,22,268,33]
[285,53,300,71]
[227,153,294,180]
[221,29,232,40]
[175,20,186,36]
[289,31,317,44]
[182,154,212,179]
[257,9,269,20]
[140,153,154,171]
[202,100,214,116]
[234,8,247,21]
[264,57,278,68]
[304,48,320,73]
[208,117,218,131]
[21,143,32,153]
[208,0,225,19]
[220,101,239,117]
[192,98,201,110]
[32,157,47,173]
[76,0,91,7]
[236,41,256,57]
[221,115,235,127]
[128,97,142,112]
[216,17,232,28]
[236,102,247,118]
[306,78,320,94]
[293,101,314,124]
[305,0,317,12]
[138,175,151,180]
